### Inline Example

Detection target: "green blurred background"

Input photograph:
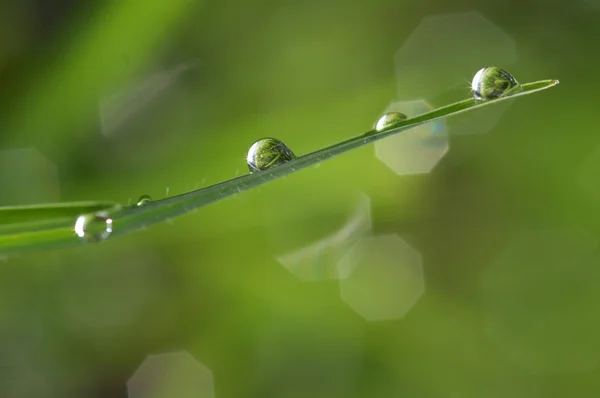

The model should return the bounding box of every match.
[0,0,599,397]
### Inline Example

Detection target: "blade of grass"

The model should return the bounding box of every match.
[5,0,199,155]
[0,202,117,226]
[0,79,559,254]
[0,202,119,235]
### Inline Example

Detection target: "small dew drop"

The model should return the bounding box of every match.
[74,213,113,243]
[374,112,408,132]
[136,195,152,206]
[247,138,296,173]
[471,66,520,100]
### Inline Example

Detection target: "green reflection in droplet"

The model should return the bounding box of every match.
[137,195,152,206]
[373,112,408,132]
[471,66,520,100]
[247,138,296,173]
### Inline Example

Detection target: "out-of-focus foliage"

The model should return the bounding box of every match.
[0,0,594,397]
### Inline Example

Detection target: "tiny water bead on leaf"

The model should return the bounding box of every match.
[374,112,408,132]
[136,195,152,206]
[74,213,113,243]
[247,138,296,173]
[471,66,520,100]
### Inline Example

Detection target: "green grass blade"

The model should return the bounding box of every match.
[0,202,118,226]
[0,202,120,235]
[0,79,559,254]
[7,0,199,154]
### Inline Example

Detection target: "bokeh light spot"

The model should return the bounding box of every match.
[338,234,425,321]
[374,99,448,175]
[128,351,214,398]
[395,11,517,135]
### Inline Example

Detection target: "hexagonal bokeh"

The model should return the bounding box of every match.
[482,228,600,373]
[374,99,448,175]
[274,193,372,281]
[395,11,517,136]
[338,234,425,321]
[0,148,59,205]
[99,60,200,137]
[128,351,214,398]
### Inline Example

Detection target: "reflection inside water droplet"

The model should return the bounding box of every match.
[74,213,113,243]
[136,195,152,206]
[247,138,296,173]
[471,66,520,100]
[374,112,408,132]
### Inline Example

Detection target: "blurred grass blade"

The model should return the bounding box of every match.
[6,0,199,154]
[0,79,559,255]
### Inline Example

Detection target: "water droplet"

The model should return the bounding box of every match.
[136,195,152,206]
[74,213,113,243]
[247,138,296,173]
[471,66,519,100]
[374,112,408,132]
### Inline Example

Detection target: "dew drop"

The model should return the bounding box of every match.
[247,138,296,173]
[136,195,152,206]
[471,66,520,100]
[374,112,408,132]
[74,213,113,243]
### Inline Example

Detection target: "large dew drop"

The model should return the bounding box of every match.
[74,213,113,243]
[374,112,408,132]
[136,195,152,206]
[247,138,296,173]
[471,66,520,100]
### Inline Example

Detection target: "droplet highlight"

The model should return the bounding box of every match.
[471,66,519,100]
[247,138,296,173]
[74,213,113,243]
[136,195,152,206]
[374,112,408,132]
